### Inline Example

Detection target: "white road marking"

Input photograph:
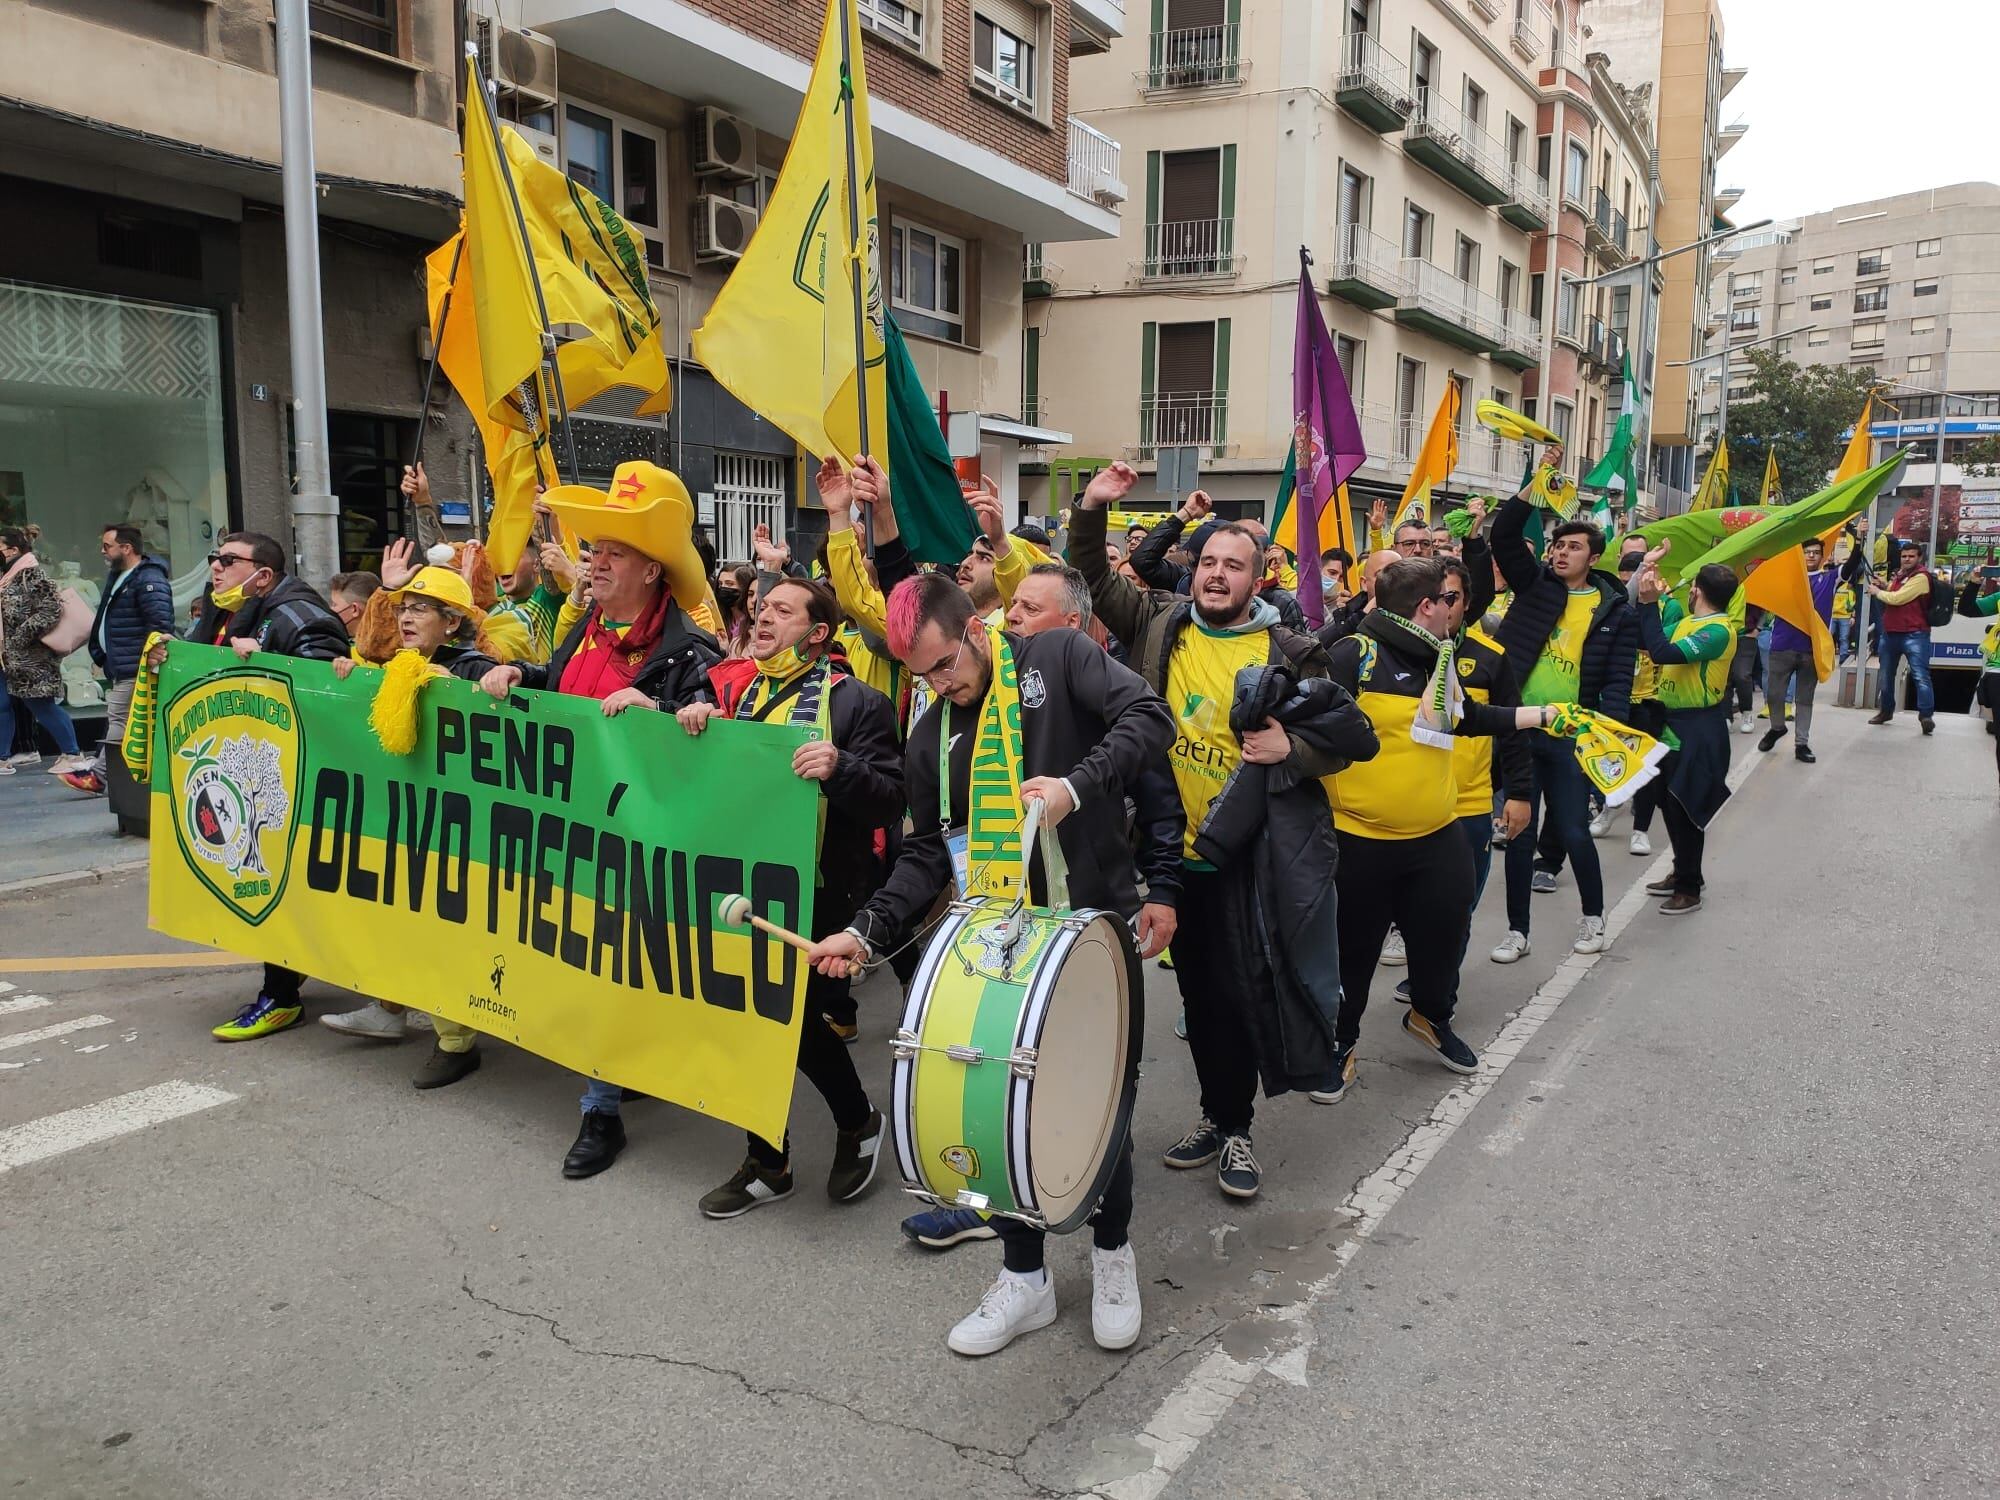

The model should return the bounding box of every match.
[0,994,53,1017]
[0,1081,239,1175]
[1090,743,1776,1499]
[0,1015,114,1052]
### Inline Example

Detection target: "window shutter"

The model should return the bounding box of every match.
[1140,320,1158,411]
[1339,166,1363,229]
[1219,143,1237,258]
[1213,317,1231,444]
[1157,322,1215,394]
[1023,325,1040,412]
[1145,149,1162,228]
[1168,0,1224,27]
[1160,148,1220,223]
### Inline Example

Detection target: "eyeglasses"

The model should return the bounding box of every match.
[395,600,445,618]
[1438,589,1463,606]
[914,624,974,685]
[208,550,257,568]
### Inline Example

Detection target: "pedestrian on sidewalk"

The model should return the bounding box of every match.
[1633,553,1738,916]
[62,524,176,795]
[1759,537,1839,765]
[1867,542,1939,734]
[0,525,89,777]
[1726,603,1762,734]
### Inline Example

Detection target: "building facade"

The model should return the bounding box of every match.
[1693,184,2000,463]
[1588,0,1743,501]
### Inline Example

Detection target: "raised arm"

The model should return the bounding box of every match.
[1066,462,1161,652]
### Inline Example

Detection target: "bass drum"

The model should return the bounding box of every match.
[890,900,1142,1233]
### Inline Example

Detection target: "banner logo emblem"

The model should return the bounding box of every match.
[165,671,303,926]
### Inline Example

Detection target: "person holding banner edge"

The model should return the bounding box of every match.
[677,575,903,1217]
[806,569,1175,1358]
[475,460,724,1180]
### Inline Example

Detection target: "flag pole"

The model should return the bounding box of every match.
[411,235,463,478]
[465,47,583,489]
[835,0,876,556]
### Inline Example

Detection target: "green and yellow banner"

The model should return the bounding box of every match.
[147,645,821,1143]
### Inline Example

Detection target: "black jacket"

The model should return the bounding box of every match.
[1489,496,1637,722]
[188,574,349,662]
[1128,512,1306,630]
[520,597,721,712]
[90,556,176,681]
[850,627,1176,953]
[1191,666,1381,1096]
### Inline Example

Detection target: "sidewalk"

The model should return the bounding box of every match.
[0,758,146,896]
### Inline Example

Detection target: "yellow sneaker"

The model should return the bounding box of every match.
[213,995,302,1042]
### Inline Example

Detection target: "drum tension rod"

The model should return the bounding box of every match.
[891,1030,1041,1077]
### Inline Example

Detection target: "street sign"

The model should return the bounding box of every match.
[1156,446,1200,498]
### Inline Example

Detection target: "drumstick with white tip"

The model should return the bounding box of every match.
[717,893,817,956]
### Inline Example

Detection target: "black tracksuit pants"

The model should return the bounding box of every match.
[1168,863,1266,1136]
[994,1138,1134,1272]
[1335,824,1476,1047]
[748,886,873,1167]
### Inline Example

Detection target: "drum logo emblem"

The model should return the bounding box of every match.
[1020,668,1047,708]
[959,921,1050,982]
[940,1144,980,1178]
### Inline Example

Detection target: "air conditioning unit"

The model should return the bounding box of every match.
[516,123,559,168]
[695,196,760,262]
[695,106,758,179]
[495,26,559,98]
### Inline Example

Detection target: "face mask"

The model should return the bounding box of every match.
[211,579,255,612]
[753,637,821,679]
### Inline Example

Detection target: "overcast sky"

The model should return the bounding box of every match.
[1717,0,1999,226]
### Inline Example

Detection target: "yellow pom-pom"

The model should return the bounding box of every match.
[369,648,434,756]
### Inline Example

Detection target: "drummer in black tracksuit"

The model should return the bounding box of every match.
[809,570,1176,1359]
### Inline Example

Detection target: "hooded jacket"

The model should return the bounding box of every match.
[90,555,176,681]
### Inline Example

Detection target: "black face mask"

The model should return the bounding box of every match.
[718,588,741,611]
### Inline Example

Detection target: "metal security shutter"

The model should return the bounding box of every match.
[1340,165,1365,228]
[1157,322,1216,394]
[1160,148,1221,223]
[1167,0,1224,27]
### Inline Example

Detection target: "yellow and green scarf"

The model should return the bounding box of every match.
[120,632,168,781]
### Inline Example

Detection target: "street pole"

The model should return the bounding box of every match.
[1928,329,1952,562]
[272,0,339,593]
[1534,86,1567,458]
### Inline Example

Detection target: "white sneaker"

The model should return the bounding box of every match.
[1736,715,1756,735]
[1588,803,1617,838]
[1090,1244,1142,1351]
[1629,830,1652,856]
[319,1001,411,1040]
[6,750,40,768]
[47,753,92,776]
[1379,926,1406,967]
[1574,915,1607,954]
[1490,930,1531,964]
[948,1269,1058,1357]
[405,1011,435,1033]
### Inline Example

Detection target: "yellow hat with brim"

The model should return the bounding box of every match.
[542,460,708,609]
[387,565,482,619]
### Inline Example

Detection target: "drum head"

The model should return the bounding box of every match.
[1025,913,1142,1232]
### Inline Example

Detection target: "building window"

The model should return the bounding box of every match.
[1149,320,1224,448]
[1149,147,1233,276]
[1564,140,1588,203]
[973,8,1037,107]
[1729,308,1759,333]
[1463,79,1487,129]
[1809,294,1832,312]
[1812,257,1833,275]
[1499,259,1519,312]
[1914,279,1939,297]
[1856,249,1888,277]
[1908,354,1933,373]
[1911,315,1937,335]
[1852,321,1885,348]
[1506,115,1525,167]
[1403,201,1432,260]
[1853,287,1888,314]
[1339,164,1371,231]
[1807,329,1830,346]
[1550,397,1574,455]
[1411,35,1437,96]
[1917,237,1942,258]
[1453,233,1479,286]
[1781,268,1797,285]
[1334,333,1364,402]
[888,217,968,343]
[1556,275,1580,337]
[1395,356,1424,459]
[1731,274,1760,298]
[858,0,924,47]
[712,453,788,562]
[310,0,395,54]
[563,102,668,270]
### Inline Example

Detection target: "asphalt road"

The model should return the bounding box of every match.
[2,705,1994,1499]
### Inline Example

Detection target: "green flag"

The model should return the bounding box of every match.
[1584,351,1639,514]
[883,314,978,567]
[1686,450,1910,576]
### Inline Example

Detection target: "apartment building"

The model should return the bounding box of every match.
[1588,0,1743,498]
[1693,184,2000,464]
[0,0,1122,597]
[1,0,465,617]
[1033,0,1591,522]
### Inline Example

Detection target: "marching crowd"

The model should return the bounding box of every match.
[7,443,1996,1361]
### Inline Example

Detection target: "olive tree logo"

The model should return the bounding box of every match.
[165,670,304,926]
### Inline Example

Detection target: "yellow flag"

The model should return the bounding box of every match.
[1745,547,1835,682]
[1399,383,1461,526]
[1819,393,1876,552]
[1760,449,1781,505]
[1689,442,1730,511]
[460,62,546,431]
[692,0,888,465]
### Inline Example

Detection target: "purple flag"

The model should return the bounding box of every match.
[1291,248,1366,627]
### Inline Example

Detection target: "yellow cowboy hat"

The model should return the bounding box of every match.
[541,460,707,608]
[386,565,483,620]
[1475,399,1561,445]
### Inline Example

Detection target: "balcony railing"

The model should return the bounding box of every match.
[1138,391,1228,455]
[1335,31,1414,130]
[1066,116,1126,206]
[1023,244,1060,295]
[1138,217,1237,279]
[1495,306,1542,368]
[1500,162,1550,229]
[1405,89,1510,204]
[1857,256,1887,278]
[1606,326,1626,370]
[1143,23,1243,90]
[1586,315,1607,365]
[1395,256,1505,351]
[1510,0,1552,63]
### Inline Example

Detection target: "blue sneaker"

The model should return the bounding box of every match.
[1402,1010,1479,1074]
[1308,1042,1356,1104]
[900,1206,997,1250]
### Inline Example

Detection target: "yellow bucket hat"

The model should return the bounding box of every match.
[542,460,708,608]
[386,565,482,619]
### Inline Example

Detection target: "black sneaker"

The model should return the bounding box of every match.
[700,1156,795,1219]
[1162,1118,1222,1170]
[1308,1043,1356,1104]
[412,1042,480,1090]
[1757,726,1787,752]
[1217,1134,1261,1199]
[1402,1010,1479,1074]
[562,1110,627,1179]
[828,1108,886,1202]
[1795,744,1816,763]
[1393,977,1412,1004]
[1921,717,1936,736]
